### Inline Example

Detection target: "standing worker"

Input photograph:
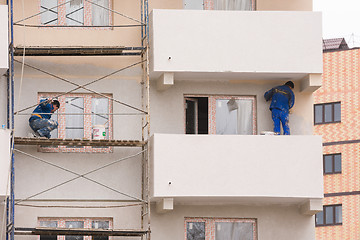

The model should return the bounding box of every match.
[264,81,295,135]
[29,98,60,138]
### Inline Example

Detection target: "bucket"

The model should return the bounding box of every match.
[93,125,106,140]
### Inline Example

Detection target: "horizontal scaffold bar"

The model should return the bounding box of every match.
[14,137,146,147]
[15,227,148,237]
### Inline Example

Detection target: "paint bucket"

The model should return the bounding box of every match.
[92,125,106,140]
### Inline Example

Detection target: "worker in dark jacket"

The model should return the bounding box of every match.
[29,99,60,138]
[264,81,295,135]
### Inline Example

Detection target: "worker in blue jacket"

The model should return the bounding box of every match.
[29,98,60,138]
[264,81,295,135]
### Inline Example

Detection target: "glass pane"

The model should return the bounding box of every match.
[324,104,332,123]
[66,129,84,139]
[92,221,110,240]
[92,98,109,139]
[334,154,341,173]
[40,221,58,228]
[66,0,84,26]
[324,155,333,173]
[315,211,324,225]
[216,99,253,135]
[186,100,196,134]
[186,222,205,240]
[325,206,334,224]
[184,0,204,9]
[66,97,84,139]
[92,220,109,229]
[214,0,253,10]
[41,0,58,25]
[215,222,253,240]
[92,0,110,26]
[66,221,84,240]
[40,236,57,240]
[335,205,342,223]
[314,105,323,124]
[334,103,341,122]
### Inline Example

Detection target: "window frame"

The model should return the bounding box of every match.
[314,102,341,125]
[38,93,113,153]
[38,217,113,240]
[39,0,113,27]
[184,95,257,135]
[185,217,257,240]
[315,204,342,227]
[323,153,342,175]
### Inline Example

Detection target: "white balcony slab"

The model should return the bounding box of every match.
[0,6,9,76]
[150,134,323,206]
[149,10,323,83]
[0,129,11,201]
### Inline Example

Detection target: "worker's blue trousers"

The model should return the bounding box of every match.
[271,108,290,135]
[29,118,58,138]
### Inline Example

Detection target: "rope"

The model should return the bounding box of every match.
[14,149,147,204]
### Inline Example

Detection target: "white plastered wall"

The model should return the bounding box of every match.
[150,80,314,135]
[151,205,317,240]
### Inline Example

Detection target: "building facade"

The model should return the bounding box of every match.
[0,0,324,239]
[314,45,360,240]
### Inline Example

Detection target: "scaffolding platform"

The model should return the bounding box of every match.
[14,46,145,56]
[15,227,148,237]
[14,137,146,147]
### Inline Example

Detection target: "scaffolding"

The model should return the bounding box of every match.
[5,0,151,239]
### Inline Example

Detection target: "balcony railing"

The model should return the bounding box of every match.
[150,134,323,213]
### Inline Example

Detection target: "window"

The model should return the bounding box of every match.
[315,205,342,226]
[41,0,111,26]
[39,218,112,240]
[185,95,256,135]
[39,93,113,153]
[184,0,255,10]
[324,154,341,174]
[314,102,341,124]
[185,218,257,240]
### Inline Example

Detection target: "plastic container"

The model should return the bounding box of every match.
[93,125,106,140]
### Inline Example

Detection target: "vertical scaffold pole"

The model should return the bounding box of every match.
[7,0,15,240]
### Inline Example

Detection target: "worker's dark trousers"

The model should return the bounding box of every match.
[29,118,58,138]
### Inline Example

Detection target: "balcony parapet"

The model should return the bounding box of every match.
[149,10,323,92]
[150,133,323,213]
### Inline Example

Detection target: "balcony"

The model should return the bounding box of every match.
[150,134,323,214]
[149,9,323,92]
[0,5,8,76]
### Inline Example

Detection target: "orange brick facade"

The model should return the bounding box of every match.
[314,49,360,240]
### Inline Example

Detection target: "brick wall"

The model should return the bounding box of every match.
[314,48,360,240]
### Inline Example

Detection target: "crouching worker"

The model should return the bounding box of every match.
[264,81,295,135]
[29,99,60,138]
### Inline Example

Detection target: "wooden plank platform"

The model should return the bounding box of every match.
[14,46,144,56]
[15,227,148,237]
[14,137,146,147]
